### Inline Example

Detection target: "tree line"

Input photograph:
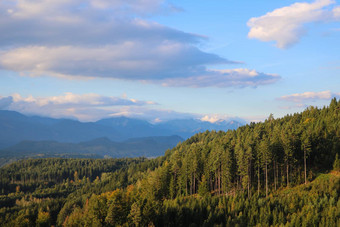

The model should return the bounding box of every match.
[0,98,339,226]
[156,98,340,199]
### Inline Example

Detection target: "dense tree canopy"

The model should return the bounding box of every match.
[0,99,339,226]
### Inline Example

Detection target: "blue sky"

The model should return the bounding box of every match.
[0,0,339,123]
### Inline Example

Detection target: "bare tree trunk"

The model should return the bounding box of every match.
[249,158,252,198]
[190,173,193,195]
[274,160,276,191]
[276,163,279,186]
[240,175,242,191]
[286,160,289,187]
[304,146,307,185]
[236,177,238,192]
[221,164,224,195]
[215,170,217,193]
[218,171,220,192]
[247,180,250,199]
[193,173,196,194]
[186,176,188,196]
[257,165,260,196]
[265,160,268,197]
[218,165,221,195]
[247,163,250,198]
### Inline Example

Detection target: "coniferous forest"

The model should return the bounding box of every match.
[0,99,339,226]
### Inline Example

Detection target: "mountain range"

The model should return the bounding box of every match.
[0,110,243,162]
[0,135,182,159]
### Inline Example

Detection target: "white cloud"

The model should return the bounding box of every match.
[107,106,196,122]
[12,92,156,106]
[279,90,340,102]
[158,68,280,88]
[0,0,227,82]
[0,93,252,123]
[199,114,246,124]
[200,115,222,123]
[200,114,264,124]
[0,0,279,88]
[247,0,340,48]
[0,93,157,121]
[0,43,228,80]
[0,93,202,122]
[333,5,340,18]
[6,0,170,19]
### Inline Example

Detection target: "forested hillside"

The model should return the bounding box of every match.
[0,135,183,167]
[0,99,339,226]
[0,110,242,149]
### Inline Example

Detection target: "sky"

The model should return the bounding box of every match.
[0,0,339,123]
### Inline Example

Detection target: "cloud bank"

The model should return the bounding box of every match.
[0,93,202,122]
[0,93,251,123]
[0,93,158,121]
[159,68,280,88]
[0,0,279,88]
[279,90,340,102]
[0,43,228,80]
[200,114,248,124]
[247,0,340,48]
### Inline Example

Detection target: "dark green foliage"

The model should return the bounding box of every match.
[58,172,339,226]
[334,153,340,171]
[0,99,339,226]
[0,135,183,166]
[0,157,162,226]
[0,158,147,195]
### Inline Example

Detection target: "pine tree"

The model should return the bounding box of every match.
[198,174,209,197]
[301,131,312,184]
[259,138,271,197]
[333,153,340,171]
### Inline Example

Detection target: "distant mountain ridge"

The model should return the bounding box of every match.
[0,110,118,148]
[0,135,183,161]
[0,110,244,150]
[96,117,174,139]
[157,118,243,138]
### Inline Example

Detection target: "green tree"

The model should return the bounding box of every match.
[301,130,312,184]
[333,153,340,171]
[105,191,128,226]
[259,137,271,197]
[128,202,142,227]
[36,210,50,227]
[198,174,209,197]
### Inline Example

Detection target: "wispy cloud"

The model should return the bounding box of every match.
[200,114,247,124]
[0,0,278,88]
[0,93,251,123]
[279,90,340,103]
[0,93,157,121]
[333,5,340,18]
[200,113,266,123]
[247,0,340,48]
[0,43,229,80]
[158,68,280,88]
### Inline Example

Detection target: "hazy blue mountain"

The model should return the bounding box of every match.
[0,110,54,148]
[0,110,120,148]
[0,110,244,150]
[0,135,183,161]
[50,119,121,142]
[96,117,173,139]
[157,119,244,138]
[97,117,244,139]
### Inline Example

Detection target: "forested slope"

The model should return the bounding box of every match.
[0,135,183,166]
[0,99,339,226]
